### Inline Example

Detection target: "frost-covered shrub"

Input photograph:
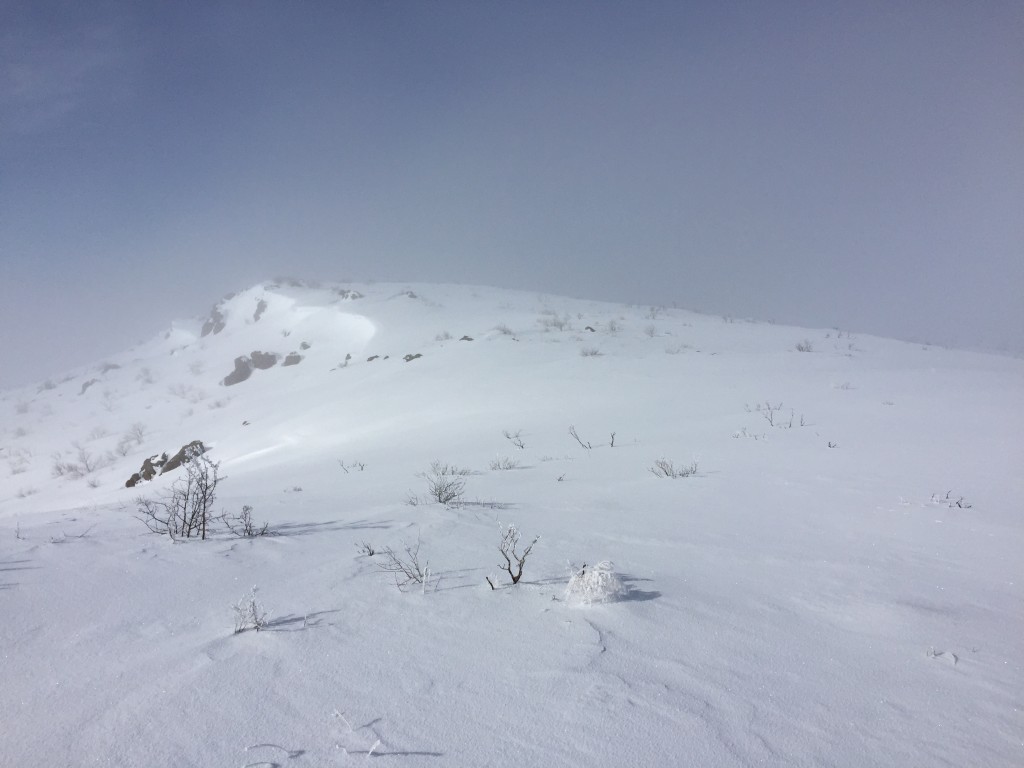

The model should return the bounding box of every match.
[489,456,521,471]
[565,561,627,605]
[233,586,268,633]
[135,448,219,539]
[650,458,698,478]
[223,505,269,537]
[421,461,468,505]
[486,523,538,588]
[377,537,436,593]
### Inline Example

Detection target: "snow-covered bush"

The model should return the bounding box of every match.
[233,586,268,633]
[565,561,627,605]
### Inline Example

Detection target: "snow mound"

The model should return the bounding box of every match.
[565,561,628,604]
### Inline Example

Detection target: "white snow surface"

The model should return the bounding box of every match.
[1,281,1021,767]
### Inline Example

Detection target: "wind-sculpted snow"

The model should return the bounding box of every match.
[0,281,1022,766]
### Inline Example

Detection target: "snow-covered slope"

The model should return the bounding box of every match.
[1,281,1021,767]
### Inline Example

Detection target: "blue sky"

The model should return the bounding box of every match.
[1,1,1022,387]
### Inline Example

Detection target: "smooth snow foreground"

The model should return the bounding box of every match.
[1,281,1021,767]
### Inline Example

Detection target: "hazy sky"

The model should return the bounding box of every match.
[2,1,1022,388]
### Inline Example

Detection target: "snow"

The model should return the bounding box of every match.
[1,281,1021,766]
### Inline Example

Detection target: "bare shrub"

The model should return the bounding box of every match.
[750,401,807,429]
[579,347,602,357]
[233,586,268,633]
[795,340,814,352]
[51,453,75,478]
[223,505,269,537]
[732,428,765,440]
[168,383,204,403]
[435,331,453,341]
[356,541,376,557]
[569,425,592,450]
[8,449,31,475]
[88,426,109,441]
[421,461,469,505]
[377,537,435,593]
[136,367,155,385]
[502,429,525,449]
[135,448,220,539]
[486,524,539,588]
[650,458,698,478]
[494,323,514,336]
[753,401,785,427]
[538,314,571,332]
[931,491,972,509]
[77,447,100,474]
[606,319,620,333]
[489,456,521,471]
[644,324,657,338]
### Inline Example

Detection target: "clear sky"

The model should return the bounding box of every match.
[2,0,1021,388]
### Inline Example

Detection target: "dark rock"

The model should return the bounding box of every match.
[403,353,422,362]
[125,451,169,487]
[585,326,596,332]
[282,353,303,366]
[79,378,99,395]
[253,298,268,322]
[460,335,473,341]
[367,355,379,362]
[201,306,226,337]
[161,441,206,474]
[299,341,310,350]
[250,351,279,370]
[222,356,253,386]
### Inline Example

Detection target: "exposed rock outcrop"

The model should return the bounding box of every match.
[201,306,226,337]
[124,440,206,487]
[250,351,279,370]
[222,356,254,386]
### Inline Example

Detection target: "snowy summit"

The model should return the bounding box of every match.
[1,280,1021,766]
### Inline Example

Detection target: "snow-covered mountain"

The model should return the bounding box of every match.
[1,280,1021,766]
